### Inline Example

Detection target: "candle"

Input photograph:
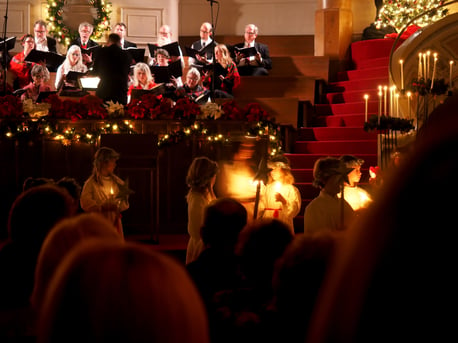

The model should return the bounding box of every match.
[110,187,114,197]
[378,90,382,118]
[407,91,412,119]
[399,59,404,90]
[431,54,438,90]
[423,53,427,80]
[383,86,387,116]
[450,60,454,89]
[364,94,369,122]
[418,52,422,79]
[390,86,396,117]
[395,93,399,117]
[426,50,431,79]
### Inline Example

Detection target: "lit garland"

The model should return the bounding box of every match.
[46,0,112,46]
[376,0,448,31]
[0,95,283,153]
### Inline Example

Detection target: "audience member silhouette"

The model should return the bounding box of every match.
[211,219,293,343]
[31,212,122,313]
[269,231,343,343]
[305,93,458,343]
[0,184,75,310]
[187,197,248,310]
[36,240,210,343]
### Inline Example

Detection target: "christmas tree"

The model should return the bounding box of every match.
[376,0,449,31]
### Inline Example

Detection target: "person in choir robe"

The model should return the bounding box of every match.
[113,22,137,49]
[9,34,37,89]
[70,22,99,67]
[175,67,208,104]
[20,64,51,103]
[232,24,272,76]
[147,24,184,67]
[188,22,216,69]
[54,45,88,90]
[202,44,240,99]
[127,62,159,103]
[33,19,58,71]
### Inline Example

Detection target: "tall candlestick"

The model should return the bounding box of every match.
[426,50,431,79]
[418,53,422,79]
[431,54,438,90]
[399,59,404,90]
[378,90,382,118]
[395,93,399,118]
[450,60,454,89]
[383,86,387,116]
[407,91,412,119]
[423,53,427,80]
[364,94,369,122]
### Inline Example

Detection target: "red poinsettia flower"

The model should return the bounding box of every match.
[79,95,108,119]
[244,103,270,122]
[220,100,243,120]
[173,97,201,120]
[0,95,23,118]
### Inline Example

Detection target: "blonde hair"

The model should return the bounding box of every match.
[132,62,154,88]
[37,240,210,343]
[186,156,218,194]
[215,44,233,68]
[62,45,87,73]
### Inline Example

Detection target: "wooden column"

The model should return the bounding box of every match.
[315,0,353,59]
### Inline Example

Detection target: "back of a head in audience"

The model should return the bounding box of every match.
[236,218,294,289]
[8,184,75,244]
[31,212,123,311]
[201,197,247,251]
[37,240,210,343]
[272,231,342,342]
[305,94,458,343]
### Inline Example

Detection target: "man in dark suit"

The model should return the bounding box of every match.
[113,23,137,49]
[232,24,272,76]
[188,22,216,69]
[70,22,99,66]
[33,20,58,71]
[93,33,131,105]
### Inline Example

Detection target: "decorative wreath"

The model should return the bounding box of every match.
[46,0,112,46]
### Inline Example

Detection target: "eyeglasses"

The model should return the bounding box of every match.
[34,30,46,33]
[200,30,210,33]
[245,31,256,35]
[159,31,170,35]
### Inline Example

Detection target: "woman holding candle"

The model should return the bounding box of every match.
[80,147,130,237]
[259,154,301,234]
[185,156,219,264]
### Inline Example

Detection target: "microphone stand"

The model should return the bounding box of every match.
[207,0,219,102]
[2,0,9,94]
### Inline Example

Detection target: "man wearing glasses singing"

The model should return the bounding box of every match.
[188,22,217,69]
[232,24,272,76]
[33,20,57,54]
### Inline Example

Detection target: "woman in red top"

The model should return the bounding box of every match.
[127,62,159,103]
[9,34,37,89]
[20,64,51,103]
[202,43,240,99]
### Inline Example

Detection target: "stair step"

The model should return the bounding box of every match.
[285,153,378,169]
[298,127,377,141]
[323,113,366,127]
[356,57,390,70]
[294,140,377,154]
[330,100,380,115]
[326,89,382,104]
[337,66,389,81]
[350,39,398,68]
[327,77,389,92]
[292,168,314,182]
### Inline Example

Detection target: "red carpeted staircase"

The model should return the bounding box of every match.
[286,38,398,233]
